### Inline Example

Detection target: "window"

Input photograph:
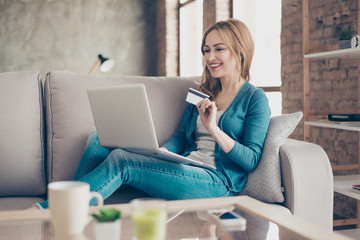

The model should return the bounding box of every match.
[179,0,203,77]
[233,0,282,116]
[177,0,282,116]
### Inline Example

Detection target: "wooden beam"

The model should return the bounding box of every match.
[357,200,360,228]
[309,109,360,115]
[179,0,196,8]
[257,86,281,92]
[332,164,359,171]
[357,0,360,175]
[357,0,360,227]
[302,0,310,141]
[308,44,337,53]
[333,218,358,226]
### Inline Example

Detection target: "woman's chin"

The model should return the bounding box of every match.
[209,72,222,79]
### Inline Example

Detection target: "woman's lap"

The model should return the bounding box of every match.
[79,146,235,201]
[37,131,235,209]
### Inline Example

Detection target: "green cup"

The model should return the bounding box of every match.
[131,199,167,240]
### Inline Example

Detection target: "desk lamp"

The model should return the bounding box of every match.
[89,54,115,75]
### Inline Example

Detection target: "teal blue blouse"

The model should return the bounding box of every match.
[162,81,271,193]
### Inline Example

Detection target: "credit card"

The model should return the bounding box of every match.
[185,88,210,105]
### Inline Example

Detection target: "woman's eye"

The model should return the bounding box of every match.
[216,48,224,51]
[204,49,210,53]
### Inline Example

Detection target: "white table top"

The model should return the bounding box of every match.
[0,196,350,240]
[334,175,360,200]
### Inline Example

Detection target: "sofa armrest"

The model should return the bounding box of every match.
[280,138,333,230]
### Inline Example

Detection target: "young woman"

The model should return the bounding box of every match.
[37,18,270,209]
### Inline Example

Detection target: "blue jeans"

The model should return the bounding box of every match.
[38,131,235,209]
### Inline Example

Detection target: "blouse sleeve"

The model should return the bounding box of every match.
[226,90,271,172]
[161,105,193,154]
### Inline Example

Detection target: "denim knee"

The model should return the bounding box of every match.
[73,130,110,180]
[86,130,98,147]
[105,149,131,169]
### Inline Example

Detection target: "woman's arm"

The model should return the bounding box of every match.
[208,127,234,153]
[197,98,235,153]
[226,92,271,172]
[198,91,270,172]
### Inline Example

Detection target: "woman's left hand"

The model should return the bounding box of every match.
[197,98,218,132]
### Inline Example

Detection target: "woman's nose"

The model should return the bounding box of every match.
[207,51,216,61]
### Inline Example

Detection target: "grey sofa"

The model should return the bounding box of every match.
[0,71,333,230]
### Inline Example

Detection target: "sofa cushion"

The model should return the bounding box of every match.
[0,71,46,196]
[45,71,199,182]
[240,112,303,203]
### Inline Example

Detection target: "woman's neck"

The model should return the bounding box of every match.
[220,75,246,94]
[215,76,246,111]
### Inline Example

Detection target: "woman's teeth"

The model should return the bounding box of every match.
[210,63,221,69]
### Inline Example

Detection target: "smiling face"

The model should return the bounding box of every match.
[203,30,240,81]
[199,19,254,98]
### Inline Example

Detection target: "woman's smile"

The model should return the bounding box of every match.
[209,62,222,70]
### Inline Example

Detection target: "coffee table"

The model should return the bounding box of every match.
[0,196,349,240]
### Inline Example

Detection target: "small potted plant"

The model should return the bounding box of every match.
[92,208,122,240]
[339,26,353,49]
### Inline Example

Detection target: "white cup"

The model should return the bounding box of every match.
[352,35,360,48]
[48,181,103,236]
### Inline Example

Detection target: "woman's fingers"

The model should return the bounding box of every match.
[197,99,217,121]
[197,98,213,113]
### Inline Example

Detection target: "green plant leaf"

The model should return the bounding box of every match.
[339,27,353,40]
[100,208,121,220]
[91,213,105,223]
[92,208,121,222]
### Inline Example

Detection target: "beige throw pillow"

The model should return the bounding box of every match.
[240,112,303,203]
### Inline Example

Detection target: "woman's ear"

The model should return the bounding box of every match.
[240,53,244,65]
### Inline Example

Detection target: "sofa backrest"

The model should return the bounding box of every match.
[44,71,199,182]
[0,71,46,196]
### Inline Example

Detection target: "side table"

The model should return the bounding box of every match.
[334,174,360,238]
[334,175,360,201]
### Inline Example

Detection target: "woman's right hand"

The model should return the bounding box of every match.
[197,98,218,133]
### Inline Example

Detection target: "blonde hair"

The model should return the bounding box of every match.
[199,18,254,99]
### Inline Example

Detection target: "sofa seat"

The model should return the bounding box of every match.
[0,197,45,211]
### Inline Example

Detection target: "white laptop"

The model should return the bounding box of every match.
[87,83,214,169]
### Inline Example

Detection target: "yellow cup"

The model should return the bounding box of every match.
[130,199,167,240]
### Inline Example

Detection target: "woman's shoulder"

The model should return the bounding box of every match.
[239,83,271,117]
[229,82,269,113]
[242,82,268,100]
[244,81,264,92]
